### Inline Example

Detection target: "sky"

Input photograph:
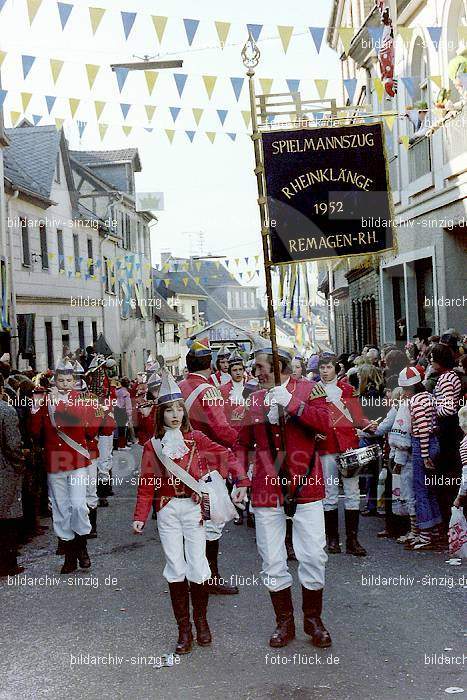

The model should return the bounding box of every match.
[1,0,340,270]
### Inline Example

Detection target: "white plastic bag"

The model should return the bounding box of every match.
[200,470,238,525]
[448,506,467,558]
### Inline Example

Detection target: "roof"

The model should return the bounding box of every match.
[153,269,208,298]
[70,148,141,172]
[153,290,186,323]
[4,124,60,204]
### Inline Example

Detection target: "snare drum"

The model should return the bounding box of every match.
[336,445,382,478]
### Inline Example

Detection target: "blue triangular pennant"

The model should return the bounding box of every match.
[144,127,154,132]
[343,78,357,103]
[367,26,384,48]
[286,79,300,94]
[121,11,136,40]
[120,103,131,119]
[0,1,6,13]
[183,18,199,45]
[230,77,244,101]
[174,73,188,97]
[0,89,6,109]
[185,130,195,142]
[227,133,236,141]
[427,27,442,50]
[217,109,228,125]
[247,24,263,42]
[401,77,416,98]
[32,114,42,125]
[22,55,36,79]
[115,67,129,92]
[57,2,73,30]
[309,27,325,53]
[169,106,180,122]
[78,121,87,137]
[45,95,56,113]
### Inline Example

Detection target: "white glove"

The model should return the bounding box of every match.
[268,385,292,408]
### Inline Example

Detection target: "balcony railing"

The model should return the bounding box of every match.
[443,106,467,165]
[408,137,431,182]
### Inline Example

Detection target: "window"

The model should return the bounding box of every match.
[20,217,30,266]
[39,223,48,269]
[124,213,131,249]
[92,321,98,343]
[54,152,61,184]
[137,220,143,253]
[104,257,110,292]
[191,305,196,321]
[87,238,94,276]
[78,320,85,349]
[45,321,54,369]
[159,323,166,342]
[61,319,69,353]
[73,233,80,273]
[57,230,65,272]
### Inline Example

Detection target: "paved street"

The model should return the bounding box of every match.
[1,447,465,700]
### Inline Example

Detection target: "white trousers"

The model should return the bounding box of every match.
[157,498,211,584]
[86,459,99,509]
[205,519,224,542]
[400,459,416,516]
[97,434,113,481]
[254,501,327,592]
[321,453,360,511]
[47,467,91,541]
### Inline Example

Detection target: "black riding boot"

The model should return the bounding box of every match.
[190,582,212,646]
[75,534,91,568]
[324,509,341,553]
[285,518,297,561]
[302,586,332,648]
[206,539,238,594]
[169,580,193,654]
[345,510,367,556]
[87,508,97,538]
[268,587,295,648]
[60,538,78,574]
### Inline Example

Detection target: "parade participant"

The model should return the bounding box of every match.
[316,354,377,556]
[136,372,162,446]
[291,354,307,380]
[210,345,232,387]
[453,405,467,511]
[413,327,432,367]
[306,354,320,382]
[133,373,249,654]
[30,360,97,573]
[115,377,133,450]
[235,343,333,649]
[219,349,248,429]
[179,338,240,595]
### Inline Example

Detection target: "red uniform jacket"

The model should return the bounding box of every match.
[315,379,371,455]
[209,370,232,388]
[137,402,157,446]
[133,429,250,521]
[219,382,248,430]
[29,390,98,473]
[235,378,330,508]
[85,397,117,460]
[179,373,238,448]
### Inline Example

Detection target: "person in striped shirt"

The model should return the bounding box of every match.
[453,405,467,513]
[399,367,443,551]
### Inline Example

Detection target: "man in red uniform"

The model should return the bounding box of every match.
[315,354,377,556]
[210,344,232,388]
[179,338,239,594]
[30,359,97,573]
[235,343,333,649]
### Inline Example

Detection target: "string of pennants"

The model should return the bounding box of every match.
[1,1,461,55]
[156,256,263,286]
[45,250,153,288]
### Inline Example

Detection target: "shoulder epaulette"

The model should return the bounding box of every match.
[310,384,327,400]
[202,386,223,402]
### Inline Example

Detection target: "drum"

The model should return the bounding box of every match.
[336,445,382,478]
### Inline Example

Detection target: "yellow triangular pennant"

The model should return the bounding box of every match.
[241,110,251,128]
[314,79,328,99]
[69,98,80,118]
[50,59,64,84]
[259,78,273,94]
[338,27,355,54]
[202,75,217,99]
[206,131,216,143]
[27,0,42,25]
[165,129,175,143]
[144,70,158,95]
[373,77,384,102]
[278,25,294,53]
[398,26,414,46]
[122,125,132,137]
[21,92,32,112]
[145,105,156,121]
[192,108,203,125]
[94,100,105,120]
[215,21,231,48]
[195,261,202,271]
[194,276,200,284]
[383,114,396,130]
[0,51,6,67]
[89,7,105,35]
[430,75,442,89]
[10,111,21,126]
[86,64,100,90]
[400,135,410,150]
[182,277,188,287]
[151,15,168,43]
[55,117,64,130]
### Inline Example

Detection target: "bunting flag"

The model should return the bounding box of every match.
[114,66,129,92]
[122,125,132,136]
[165,128,175,143]
[183,18,199,45]
[21,92,32,112]
[27,0,42,25]
[151,15,167,43]
[45,95,56,113]
[10,111,21,126]
[227,132,236,141]
[78,121,87,138]
[0,90,7,109]
[121,11,137,39]
[247,23,263,42]
[120,103,131,119]
[192,107,203,125]
[401,76,416,99]
[22,55,36,79]
[343,78,357,103]
[32,113,41,124]
[314,79,328,99]
[86,64,101,90]
[309,27,325,53]
[55,117,64,130]
[427,27,442,50]
[50,58,64,84]
[278,25,294,53]
[400,135,410,150]
[430,75,442,89]
[230,77,244,101]
[144,70,158,95]
[174,73,188,97]
[169,106,180,122]
[68,97,80,117]
[215,20,231,47]
[216,109,228,125]
[368,26,384,48]
[286,79,300,94]
[89,7,105,35]
[338,27,355,54]
[185,130,195,142]
[0,1,6,13]
[259,78,273,94]
[383,114,396,130]
[206,131,216,143]
[57,2,73,30]
[373,76,385,102]
[145,105,156,121]
[241,110,251,128]
[94,100,105,119]
[398,26,414,46]
[202,75,217,99]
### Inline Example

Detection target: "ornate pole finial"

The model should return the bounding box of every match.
[241,31,260,72]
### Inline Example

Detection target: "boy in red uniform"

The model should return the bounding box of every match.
[220,349,248,430]
[210,344,232,387]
